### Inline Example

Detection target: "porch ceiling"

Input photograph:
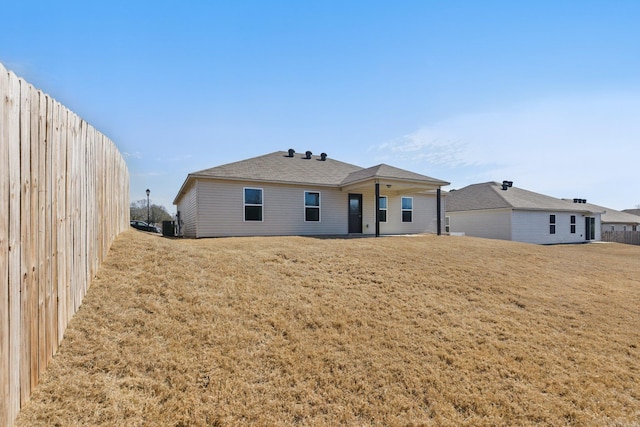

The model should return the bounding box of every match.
[340,178,443,194]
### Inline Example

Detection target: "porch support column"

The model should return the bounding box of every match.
[375,181,380,237]
[436,187,442,236]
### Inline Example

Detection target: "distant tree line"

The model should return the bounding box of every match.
[130,200,173,225]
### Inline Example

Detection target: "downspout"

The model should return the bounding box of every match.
[375,181,380,237]
[436,187,442,236]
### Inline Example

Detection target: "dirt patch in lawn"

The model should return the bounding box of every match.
[15,231,640,426]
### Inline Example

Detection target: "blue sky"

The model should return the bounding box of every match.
[2,1,639,211]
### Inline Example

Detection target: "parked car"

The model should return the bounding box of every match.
[130,220,160,233]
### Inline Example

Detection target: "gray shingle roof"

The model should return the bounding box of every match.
[341,164,449,186]
[569,202,640,224]
[447,181,594,212]
[622,208,640,217]
[190,151,362,186]
[175,151,449,205]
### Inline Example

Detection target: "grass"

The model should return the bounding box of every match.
[15,230,640,426]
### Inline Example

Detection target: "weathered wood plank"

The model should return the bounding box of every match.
[0,61,12,427]
[1,62,130,425]
[49,99,59,359]
[7,67,22,427]
[19,78,32,406]
[30,86,41,390]
[56,105,68,344]
[38,92,48,378]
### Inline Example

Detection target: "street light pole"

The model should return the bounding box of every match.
[146,189,150,227]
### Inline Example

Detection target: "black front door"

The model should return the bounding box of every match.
[348,194,363,233]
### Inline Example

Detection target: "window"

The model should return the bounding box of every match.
[549,214,556,234]
[445,216,450,233]
[304,191,320,222]
[244,188,263,221]
[378,196,387,222]
[401,197,413,223]
[570,215,576,234]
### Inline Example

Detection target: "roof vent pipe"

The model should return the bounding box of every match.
[320,152,327,161]
[287,148,295,157]
[305,150,312,159]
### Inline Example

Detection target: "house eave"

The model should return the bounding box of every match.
[340,177,449,193]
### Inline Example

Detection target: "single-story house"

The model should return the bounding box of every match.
[173,150,450,238]
[568,202,640,232]
[446,181,602,244]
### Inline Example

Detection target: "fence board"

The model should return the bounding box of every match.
[29,87,41,390]
[1,63,129,426]
[19,78,32,406]
[1,62,11,427]
[36,90,46,381]
[8,67,22,427]
[601,230,640,245]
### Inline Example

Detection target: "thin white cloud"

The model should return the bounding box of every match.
[123,151,143,159]
[371,92,640,209]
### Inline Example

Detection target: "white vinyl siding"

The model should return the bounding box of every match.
[448,209,602,244]
[511,211,600,244]
[176,181,198,237]
[360,191,443,235]
[194,180,347,237]
[447,209,512,241]
[604,222,639,232]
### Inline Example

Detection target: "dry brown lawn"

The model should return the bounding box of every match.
[15,230,640,426]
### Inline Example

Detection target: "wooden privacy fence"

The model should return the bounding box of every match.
[601,230,640,246]
[1,63,130,426]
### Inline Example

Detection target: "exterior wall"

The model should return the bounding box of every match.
[602,223,638,232]
[192,179,349,237]
[511,210,601,244]
[447,209,512,240]
[360,189,444,235]
[176,181,198,237]
[175,179,447,237]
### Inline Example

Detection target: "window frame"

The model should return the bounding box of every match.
[570,215,576,234]
[378,195,388,223]
[304,191,321,222]
[549,214,556,234]
[243,187,264,222]
[401,197,413,223]
[445,216,450,233]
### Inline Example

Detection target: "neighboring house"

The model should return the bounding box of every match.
[571,202,640,232]
[622,208,640,218]
[446,181,602,244]
[173,150,449,238]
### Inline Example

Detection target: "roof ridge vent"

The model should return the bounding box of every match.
[573,198,587,203]
[304,150,312,159]
[287,148,295,157]
[320,152,327,161]
[501,180,513,190]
